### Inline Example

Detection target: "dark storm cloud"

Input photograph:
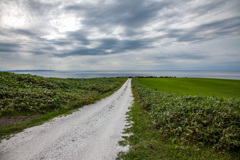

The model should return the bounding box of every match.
[122,29,141,37]
[56,48,103,57]
[65,0,171,28]
[55,37,153,57]
[1,0,240,70]
[152,52,207,60]
[160,15,240,43]
[1,27,44,43]
[14,29,36,37]
[63,0,240,48]
[192,0,226,15]
[52,40,72,46]
[99,38,119,50]
[1,0,240,57]
[0,42,20,52]
[114,39,151,51]
[67,30,90,45]
[31,51,46,55]
[0,28,8,36]
[0,27,36,38]
[98,37,151,52]
[195,16,240,34]
[0,28,56,56]
[26,0,56,17]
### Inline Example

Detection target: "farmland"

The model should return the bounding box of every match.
[138,78,240,99]
[119,78,240,160]
[0,72,127,139]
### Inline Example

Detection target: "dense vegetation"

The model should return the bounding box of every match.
[0,72,127,117]
[139,78,240,99]
[120,78,240,159]
[0,72,127,140]
[118,97,236,160]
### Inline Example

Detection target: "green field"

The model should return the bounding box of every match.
[0,72,127,140]
[0,72,127,117]
[121,78,240,159]
[139,78,240,99]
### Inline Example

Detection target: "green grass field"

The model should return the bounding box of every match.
[123,78,240,159]
[139,78,240,99]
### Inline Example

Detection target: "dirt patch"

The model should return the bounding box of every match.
[0,115,42,127]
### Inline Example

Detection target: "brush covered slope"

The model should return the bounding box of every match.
[0,72,127,117]
[132,78,240,152]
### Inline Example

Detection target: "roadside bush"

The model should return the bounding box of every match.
[132,78,240,151]
[0,72,127,116]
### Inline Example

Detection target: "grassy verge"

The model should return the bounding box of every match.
[118,93,238,160]
[0,72,127,140]
[138,78,240,99]
[118,78,240,159]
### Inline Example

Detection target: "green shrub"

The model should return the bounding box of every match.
[0,72,127,116]
[132,78,240,151]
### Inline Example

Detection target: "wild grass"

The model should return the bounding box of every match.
[0,72,127,140]
[118,78,240,159]
[138,78,240,99]
[118,88,238,160]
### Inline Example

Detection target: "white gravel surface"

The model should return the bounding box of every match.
[0,79,133,160]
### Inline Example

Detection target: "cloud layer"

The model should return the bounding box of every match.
[0,0,240,70]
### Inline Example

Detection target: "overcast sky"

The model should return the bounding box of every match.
[0,0,240,70]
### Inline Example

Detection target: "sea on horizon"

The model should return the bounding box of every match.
[7,70,240,80]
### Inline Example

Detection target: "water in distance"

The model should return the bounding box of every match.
[9,70,240,80]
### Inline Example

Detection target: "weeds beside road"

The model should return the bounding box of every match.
[0,72,127,140]
[119,78,240,160]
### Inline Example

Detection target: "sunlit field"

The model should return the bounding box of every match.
[138,78,240,99]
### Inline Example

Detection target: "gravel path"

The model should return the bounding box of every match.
[0,79,133,160]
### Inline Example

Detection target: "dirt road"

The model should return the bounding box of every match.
[0,79,133,160]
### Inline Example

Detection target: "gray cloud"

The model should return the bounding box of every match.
[159,15,240,44]
[52,40,72,46]
[65,0,171,29]
[67,30,90,45]
[55,37,153,57]
[26,0,55,16]
[195,16,240,34]
[152,52,207,60]
[0,42,21,52]
[191,0,226,15]
[14,29,37,37]
[0,0,240,70]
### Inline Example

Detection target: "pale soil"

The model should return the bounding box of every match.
[0,79,133,160]
[0,115,42,127]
